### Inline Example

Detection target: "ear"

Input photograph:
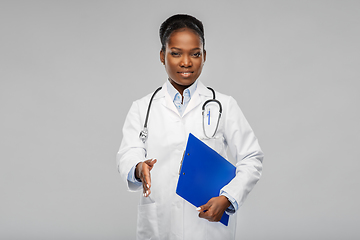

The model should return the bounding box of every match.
[160,50,165,65]
[203,49,207,63]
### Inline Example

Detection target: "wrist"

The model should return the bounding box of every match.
[135,162,142,181]
[220,195,231,208]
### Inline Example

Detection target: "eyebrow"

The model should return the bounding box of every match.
[170,47,202,51]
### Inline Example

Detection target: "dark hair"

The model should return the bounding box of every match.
[159,14,205,52]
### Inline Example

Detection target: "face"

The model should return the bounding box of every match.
[160,28,206,94]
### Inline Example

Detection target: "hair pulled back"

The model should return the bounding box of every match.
[159,14,205,52]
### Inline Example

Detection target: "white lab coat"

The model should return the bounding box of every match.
[117,81,263,240]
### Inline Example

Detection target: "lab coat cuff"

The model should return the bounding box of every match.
[220,191,238,215]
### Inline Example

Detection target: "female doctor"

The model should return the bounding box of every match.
[117,14,263,240]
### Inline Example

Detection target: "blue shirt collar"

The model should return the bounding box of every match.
[166,79,198,116]
[166,79,198,102]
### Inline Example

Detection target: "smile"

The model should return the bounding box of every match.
[178,72,193,77]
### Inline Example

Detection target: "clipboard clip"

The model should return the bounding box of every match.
[179,150,186,175]
[179,151,190,175]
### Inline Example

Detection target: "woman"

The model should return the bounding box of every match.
[117,14,263,240]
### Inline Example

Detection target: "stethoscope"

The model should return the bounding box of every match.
[139,86,222,143]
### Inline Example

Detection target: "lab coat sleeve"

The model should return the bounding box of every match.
[220,96,264,210]
[116,101,146,191]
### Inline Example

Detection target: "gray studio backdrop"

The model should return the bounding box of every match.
[1,0,359,239]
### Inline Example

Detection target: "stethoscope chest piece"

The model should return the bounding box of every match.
[139,127,148,143]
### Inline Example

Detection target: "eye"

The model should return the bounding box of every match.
[192,52,201,57]
[171,52,180,57]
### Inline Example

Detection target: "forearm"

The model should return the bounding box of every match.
[117,147,146,191]
[221,155,263,208]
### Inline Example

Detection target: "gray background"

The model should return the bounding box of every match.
[1,0,359,239]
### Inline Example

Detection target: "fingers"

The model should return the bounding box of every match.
[197,203,210,213]
[143,159,156,188]
[142,184,151,197]
[142,172,152,197]
[197,203,210,219]
[198,207,218,222]
[141,159,157,197]
[198,197,228,222]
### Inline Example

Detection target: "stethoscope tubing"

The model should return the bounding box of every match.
[144,86,162,128]
[139,86,222,143]
[139,86,162,143]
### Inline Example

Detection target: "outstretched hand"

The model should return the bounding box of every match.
[135,159,157,197]
[197,196,231,222]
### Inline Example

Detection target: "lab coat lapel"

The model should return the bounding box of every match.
[183,81,212,117]
[155,82,181,117]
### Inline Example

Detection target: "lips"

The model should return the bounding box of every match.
[178,71,193,78]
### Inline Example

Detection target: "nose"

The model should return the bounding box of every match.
[180,55,192,67]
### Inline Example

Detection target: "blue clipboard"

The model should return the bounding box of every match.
[176,133,236,226]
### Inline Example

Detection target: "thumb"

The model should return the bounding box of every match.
[144,159,157,167]
[148,159,157,168]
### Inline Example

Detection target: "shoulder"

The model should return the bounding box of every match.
[127,86,166,119]
[212,89,237,108]
[133,85,166,106]
[213,90,231,101]
[208,89,246,123]
[133,92,153,105]
[197,81,239,109]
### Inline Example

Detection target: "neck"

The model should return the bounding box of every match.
[169,79,193,96]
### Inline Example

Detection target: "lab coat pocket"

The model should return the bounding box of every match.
[137,202,159,240]
[201,137,225,156]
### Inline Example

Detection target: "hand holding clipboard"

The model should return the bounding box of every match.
[176,133,236,226]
